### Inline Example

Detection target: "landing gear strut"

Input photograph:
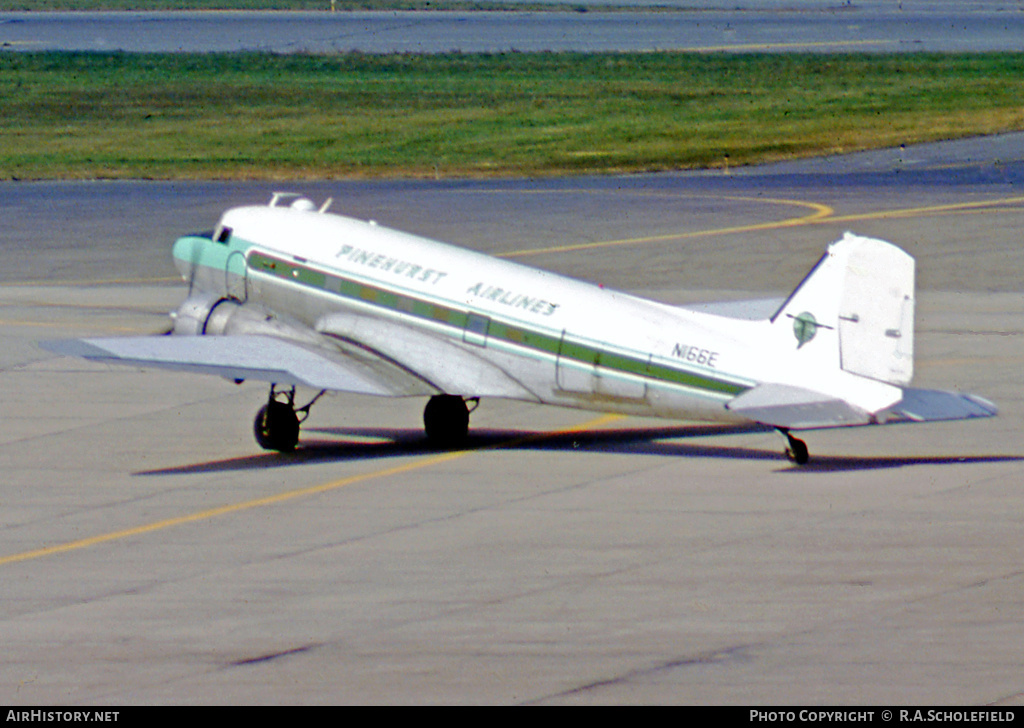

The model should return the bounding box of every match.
[778,428,810,465]
[423,394,476,448]
[253,385,325,452]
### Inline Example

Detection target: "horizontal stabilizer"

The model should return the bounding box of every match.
[726,383,871,429]
[728,383,997,430]
[883,388,998,423]
[40,335,429,396]
[677,297,784,321]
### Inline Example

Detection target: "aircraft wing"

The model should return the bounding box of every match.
[727,383,996,430]
[40,334,436,396]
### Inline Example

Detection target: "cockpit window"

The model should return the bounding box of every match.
[214,226,232,244]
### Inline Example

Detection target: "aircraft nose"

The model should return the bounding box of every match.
[172,236,201,281]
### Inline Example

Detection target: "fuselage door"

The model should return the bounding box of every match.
[556,330,597,393]
[557,331,647,401]
[594,350,647,400]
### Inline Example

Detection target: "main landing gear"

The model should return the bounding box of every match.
[254,385,325,452]
[423,394,477,448]
[778,428,810,465]
[253,388,478,453]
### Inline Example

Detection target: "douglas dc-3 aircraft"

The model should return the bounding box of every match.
[45,193,997,464]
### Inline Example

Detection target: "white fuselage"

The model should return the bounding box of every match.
[175,203,895,426]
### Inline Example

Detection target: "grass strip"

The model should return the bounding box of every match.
[0,1,649,10]
[2,52,1023,180]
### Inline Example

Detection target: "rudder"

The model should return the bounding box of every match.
[772,232,914,386]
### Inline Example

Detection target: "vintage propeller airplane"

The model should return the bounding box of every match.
[44,192,996,464]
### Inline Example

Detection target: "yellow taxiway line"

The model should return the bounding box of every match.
[0,414,622,568]
[501,194,1024,259]
[500,195,835,258]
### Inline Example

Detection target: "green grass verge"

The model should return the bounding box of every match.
[2,52,1023,179]
[0,1,635,10]
[0,1,389,10]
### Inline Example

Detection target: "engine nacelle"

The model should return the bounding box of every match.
[170,294,324,347]
[170,292,224,336]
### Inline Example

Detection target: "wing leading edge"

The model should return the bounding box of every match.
[40,335,434,396]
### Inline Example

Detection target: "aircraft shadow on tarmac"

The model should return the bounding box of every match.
[135,423,1024,477]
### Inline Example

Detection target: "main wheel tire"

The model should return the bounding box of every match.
[254,400,300,452]
[786,436,809,465]
[423,395,469,448]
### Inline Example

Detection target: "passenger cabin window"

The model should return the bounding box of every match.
[463,313,490,346]
[215,226,232,244]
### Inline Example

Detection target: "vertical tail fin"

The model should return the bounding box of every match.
[772,232,915,386]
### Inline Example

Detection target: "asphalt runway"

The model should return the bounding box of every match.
[2,139,1024,704]
[4,3,1024,54]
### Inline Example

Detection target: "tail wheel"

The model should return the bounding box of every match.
[423,395,470,448]
[254,400,300,452]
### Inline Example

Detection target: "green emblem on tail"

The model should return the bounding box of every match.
[793,312,818,348]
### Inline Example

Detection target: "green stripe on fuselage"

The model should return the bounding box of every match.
[173,235,747,399]
[244,249,748,399]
